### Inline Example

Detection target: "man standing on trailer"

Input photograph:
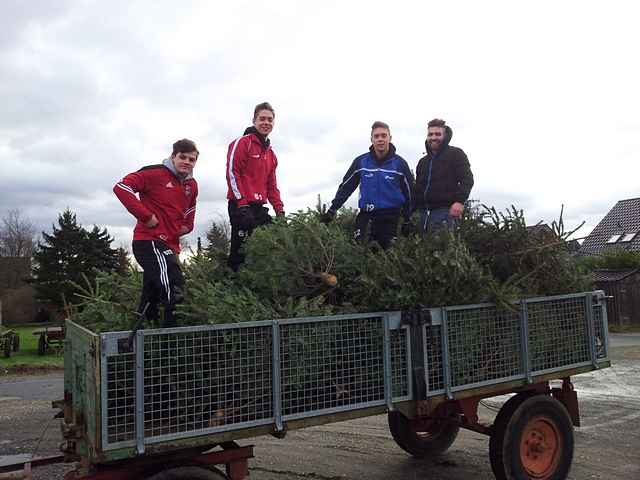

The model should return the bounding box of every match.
[414,118,474,234]
[114,138,199,328]
[321,121,414,249]
[226,102,285,271]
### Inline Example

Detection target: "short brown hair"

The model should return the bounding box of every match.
[428,118,446,128]
[172,138,199,156]
[371,120,390,133]
[253,102,275,120]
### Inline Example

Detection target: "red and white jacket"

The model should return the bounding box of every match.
[226,129,284,213]
[114,163,198,254]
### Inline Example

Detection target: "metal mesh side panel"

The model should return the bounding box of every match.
[593,304,607,359]
[106,353,136,443]
[280,317,385,416]
[390,328,409,399]
[447,306,522,387]
[528,297,590,372]
[424,325,444,393]
[143,326,273,439]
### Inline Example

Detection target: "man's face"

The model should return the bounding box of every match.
[171,151,198,175]
[427,126,446,152]
[371,127,391,157]
[253,109,275,137]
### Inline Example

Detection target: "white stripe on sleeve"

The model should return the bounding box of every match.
[228,136,248,200]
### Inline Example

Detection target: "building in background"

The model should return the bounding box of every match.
[579,198,640,255]
[580,198,640,326]
[0,257,38,325]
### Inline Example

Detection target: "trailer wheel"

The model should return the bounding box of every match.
[388,410,459,458]
[37,334,46,356]
[489,393,533,478]
[145,465,227,480]
[489,395,573,480]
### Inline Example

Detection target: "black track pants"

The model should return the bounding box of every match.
[227,201,272,271]
[132,240,184,328]
[354,210,400,250]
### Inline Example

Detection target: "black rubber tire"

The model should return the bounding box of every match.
[37,334,47,356]
[12,334,20,352]
[489,393,534,479]
[490,394,574,480]
[388,410,459,458]
[145,466,227,480]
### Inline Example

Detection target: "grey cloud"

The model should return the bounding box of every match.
[0,1,74,49]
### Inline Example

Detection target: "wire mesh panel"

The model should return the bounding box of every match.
[95,292,608,456]
[105,352,136,444]
[280,316,386,417]
[592,304,608,359]
[424,325,445,394]
[142,325,273,440]
[389,327,410,399]
[446,306,522,387]
[527,296,590,373]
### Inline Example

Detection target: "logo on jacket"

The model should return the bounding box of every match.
[364,173,374,178]
[251,154,260,158]
[384,175,394,180]
[166,182,174,188]
[185,185,192,196]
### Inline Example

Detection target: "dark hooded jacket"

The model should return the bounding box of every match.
[414,125,474,210]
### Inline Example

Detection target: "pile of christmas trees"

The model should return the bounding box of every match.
[70,204,591,331]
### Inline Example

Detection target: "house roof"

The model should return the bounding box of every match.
[592,268,640,283]
[526,224,555,235]
[579,197,640,255]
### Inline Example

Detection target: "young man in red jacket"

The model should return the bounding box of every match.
[114,138,199,327]
[226,102,284,271]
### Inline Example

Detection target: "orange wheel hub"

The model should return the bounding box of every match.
[520,416,562,478]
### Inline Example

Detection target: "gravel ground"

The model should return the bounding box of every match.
[1,342,638,479]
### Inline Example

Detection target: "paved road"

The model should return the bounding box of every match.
[609,332,640,347]
[1,337,639,479]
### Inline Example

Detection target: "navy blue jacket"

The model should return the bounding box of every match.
[328,144,414,219]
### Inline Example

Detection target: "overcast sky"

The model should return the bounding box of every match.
[2,0,639,251]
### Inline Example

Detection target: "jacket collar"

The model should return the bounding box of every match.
[369,143,397,163]
[243,126,271,148]
[163,157,192,182]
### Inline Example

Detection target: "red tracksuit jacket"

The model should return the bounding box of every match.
[226,132,284,213]
[114,164,198,254]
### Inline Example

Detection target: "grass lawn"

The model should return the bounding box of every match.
[609,323,640,333]
[0,326,64,372]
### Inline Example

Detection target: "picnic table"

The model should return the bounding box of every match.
[33,326,64,355]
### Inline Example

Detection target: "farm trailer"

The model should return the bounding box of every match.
[15,290,612,479]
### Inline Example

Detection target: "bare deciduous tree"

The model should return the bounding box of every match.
[0,208,37,257]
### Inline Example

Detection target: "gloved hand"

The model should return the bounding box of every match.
[236,206,255,230]
[276,210,286,218]
[320,209,336,224]
[401,220,415,236]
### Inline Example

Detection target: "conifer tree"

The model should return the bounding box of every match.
[205,219,230,259]
[32,209,122,307]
